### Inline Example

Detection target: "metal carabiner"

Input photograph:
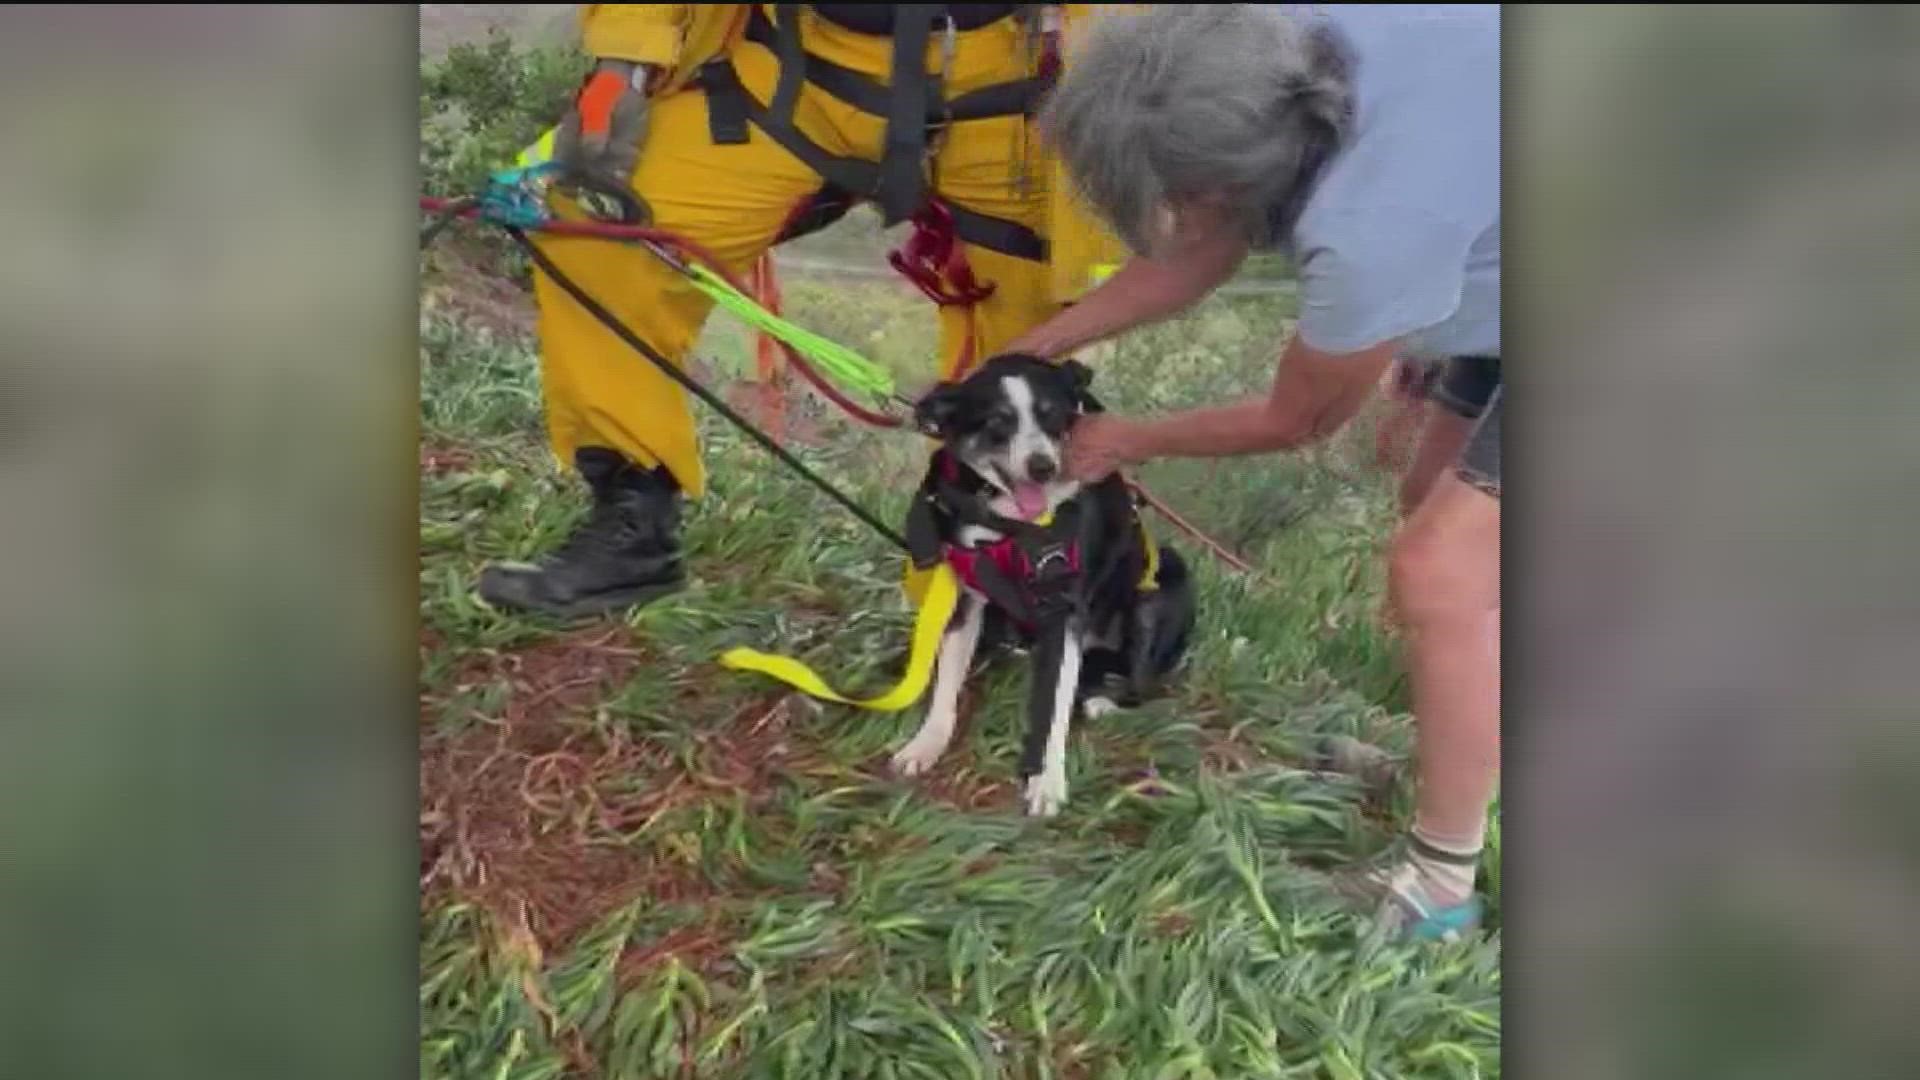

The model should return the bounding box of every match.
[927,13,961,159]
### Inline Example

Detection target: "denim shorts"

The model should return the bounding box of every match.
[1396,354,1501,497]
[1456,384,1501,498]
[1396,355,1499,416]
[1431,355,1501,420]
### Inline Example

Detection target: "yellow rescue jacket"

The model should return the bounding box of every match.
[571,3,1142,305]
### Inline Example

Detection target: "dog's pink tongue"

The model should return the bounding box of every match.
[1013,482,1049,520]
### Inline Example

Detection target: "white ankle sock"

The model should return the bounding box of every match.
[1404,822,1482,907]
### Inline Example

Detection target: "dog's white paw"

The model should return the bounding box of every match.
[1081,696,1119,720]
[1023,770,1069,817]
[890,739,945,778]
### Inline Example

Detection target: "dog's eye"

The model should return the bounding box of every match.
[984,410,1016,439]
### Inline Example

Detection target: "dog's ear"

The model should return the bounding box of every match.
[1056,358,1102,413]
[1058,358,1094,392]
[913,383,964,438]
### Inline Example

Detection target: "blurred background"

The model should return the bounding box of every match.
[0,4,1915,1077]
[1514,6,1920,1077]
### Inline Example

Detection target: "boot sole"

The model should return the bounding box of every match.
[478,576,688,621]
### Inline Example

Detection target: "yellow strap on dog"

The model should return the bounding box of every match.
[719,563,960,712]
[1137,517,1161,592]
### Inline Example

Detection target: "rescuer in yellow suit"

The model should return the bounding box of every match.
[478,4,1139,619]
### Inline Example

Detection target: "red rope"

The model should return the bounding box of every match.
[747,253,788,438]
[1126,479,1260,579]
[887,201,996,379]
[887,203,995,308]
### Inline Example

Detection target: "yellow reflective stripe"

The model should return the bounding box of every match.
[720,564,960,712]
[515,127,558,169]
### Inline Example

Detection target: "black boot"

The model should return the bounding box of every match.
[478,447,687,618]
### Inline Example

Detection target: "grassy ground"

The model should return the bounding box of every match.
[418,240,1501,1077]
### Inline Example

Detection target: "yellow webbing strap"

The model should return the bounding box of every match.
[1138,515,1160,592]
[719,563,960,712]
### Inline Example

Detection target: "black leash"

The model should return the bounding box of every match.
[452,223,913,553]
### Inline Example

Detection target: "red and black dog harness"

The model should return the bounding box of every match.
[905,450,1086,635]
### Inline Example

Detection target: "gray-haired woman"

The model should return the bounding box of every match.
[1006,4,1501,942]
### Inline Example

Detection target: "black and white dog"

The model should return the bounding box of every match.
[890,353,1196,816]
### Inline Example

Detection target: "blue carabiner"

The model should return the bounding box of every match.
[476,162,563,230]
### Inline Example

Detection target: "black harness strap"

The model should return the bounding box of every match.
[879,4,940,225]
[698,59,886,201]
[768,3,809,129]
[812,4,1023,36]
[743,8,1052,124]
[944,76,1053,123]
[699,59,1046,261]
[944,200,1045,263]
[705,61,752,146]
[712,4,1053,247]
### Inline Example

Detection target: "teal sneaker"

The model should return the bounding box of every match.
[1374,867,1485,943]
[1333,852,1485,945]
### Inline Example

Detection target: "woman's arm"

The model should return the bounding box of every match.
[1065,333,1399,480]
[1004,224,1249,359]
[1148,334,1397,453]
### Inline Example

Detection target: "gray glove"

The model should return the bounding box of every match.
[553,59,654,220]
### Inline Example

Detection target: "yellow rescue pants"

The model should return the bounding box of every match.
[529,13,1081,500]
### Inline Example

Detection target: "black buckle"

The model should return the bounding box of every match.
[1024,538,1079,626]
[1029,543,1074,582]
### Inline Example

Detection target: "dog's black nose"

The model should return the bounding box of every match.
[1026,454,1059,483]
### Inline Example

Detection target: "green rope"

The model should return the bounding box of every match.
[499,133,899,407]
[682,263,897,402]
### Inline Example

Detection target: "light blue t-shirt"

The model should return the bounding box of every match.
[1278,5,1500,361]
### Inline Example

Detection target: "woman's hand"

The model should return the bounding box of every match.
[1065,414,1152,482]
